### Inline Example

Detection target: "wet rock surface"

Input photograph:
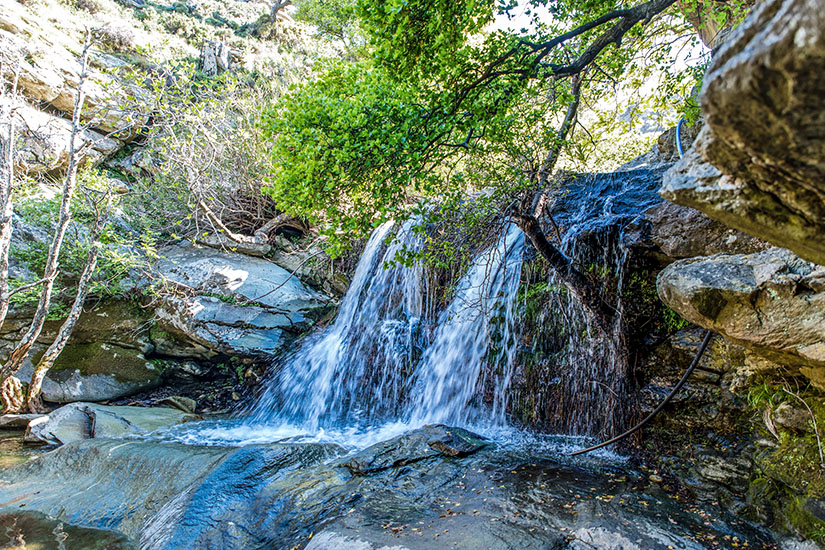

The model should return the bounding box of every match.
[0,426,777,549]
[343,425,488,475]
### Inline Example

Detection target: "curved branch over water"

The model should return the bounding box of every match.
[569,329,713,456]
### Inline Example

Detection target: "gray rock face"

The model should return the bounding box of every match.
[772,402,813,433]
[200,41,232,76]
[657,247,825,387]
[23,403,201,445]
[643,201,767,259]
[0,302,164,403]
[154,243,331,358]
[661,0,825,265]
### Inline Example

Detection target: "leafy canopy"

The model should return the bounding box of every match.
[262,0,714,254]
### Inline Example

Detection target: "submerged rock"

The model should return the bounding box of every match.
[23,403,201,445]
[660,0,825,265]
[342,425,488,475]
[657,247,825,387]
[0,511,135,549]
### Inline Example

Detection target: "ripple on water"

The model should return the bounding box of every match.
[149,416,627,468]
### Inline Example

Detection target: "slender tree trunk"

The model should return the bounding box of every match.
[537,75,581,191]
[0,31,92,404]
[26,235,100,412]
[513,75,617,330]
[0,67,20,332]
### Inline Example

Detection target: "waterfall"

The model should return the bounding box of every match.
[407,223,524,427]
[248,218,425,431]
[169,168,663,448]
[242,220,524,440]
[510,167,665,437]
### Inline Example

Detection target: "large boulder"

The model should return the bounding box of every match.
[661,0,825,266]
[0,302,164,403]
[153,243,332,359]
[657,248,825,387]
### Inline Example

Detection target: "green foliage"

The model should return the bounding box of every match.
[357,0,494,80]
[295,0,364,47]
[9,169,154,314]
[662,306,689,332]
[261,61,458,256]
[260,0,717,254]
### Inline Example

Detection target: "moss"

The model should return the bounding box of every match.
[743,377,825,544]
[45,342,159,384]
[761,434,825,497]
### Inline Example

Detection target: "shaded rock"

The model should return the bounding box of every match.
[0,413,46,430]
[153,243,331,358]
[0,439,342,546]
[0,437,775,549]
[661,0,825,265]
[772,402,813,433]
[1,302,162,403]
[159,396,197,414]
[656,120,701,163]
[657,248,825,387]
[644,201,767,259]
[269,244,350,296]
[24,403,200,445]
[342,425,487,475]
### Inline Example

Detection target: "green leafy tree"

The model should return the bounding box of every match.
[261,0,745,327]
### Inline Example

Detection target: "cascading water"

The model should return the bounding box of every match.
[407,224,524,427]
[248,218,425,431]
[167,168,662,448]
[215,220,527,444]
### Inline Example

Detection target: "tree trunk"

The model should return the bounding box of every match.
[270,0,292,22]
[0,68,19,332]
[512,212,615,333]
[26,236,100,412]
[0,31,92,401]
